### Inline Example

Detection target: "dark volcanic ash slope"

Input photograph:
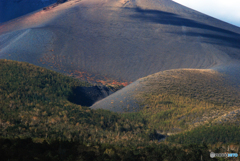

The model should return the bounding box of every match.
[0,0,240,84]
[0,0,57,24]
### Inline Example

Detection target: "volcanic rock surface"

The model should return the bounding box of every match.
[1,0,240,84]
[0,0,240,111]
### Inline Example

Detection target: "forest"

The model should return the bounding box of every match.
[0,59,239,160]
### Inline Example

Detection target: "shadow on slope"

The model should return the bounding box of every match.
[68,86,114,106]
[182,32,240,55]
[128,7,240,52]
[0,0,57,23]
[130,7,239,36]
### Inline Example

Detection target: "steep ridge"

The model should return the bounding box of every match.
[0,0,240,85]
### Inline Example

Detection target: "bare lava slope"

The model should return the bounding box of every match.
[0,0,240,85]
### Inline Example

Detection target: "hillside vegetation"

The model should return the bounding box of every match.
[167,124,240,145]
[129,69,239,132]
[0,59,149,145]
[0,137,215,161]
[92,68,240,147]
[1,59,240,160]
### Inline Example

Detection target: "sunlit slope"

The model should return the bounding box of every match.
[0,0,240,84]
[91,66,240,132]
[91,66,240,112]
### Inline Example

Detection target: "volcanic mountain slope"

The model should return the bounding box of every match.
[1,0,240,133]
[0,0,240,85]
[0,0,57,24]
